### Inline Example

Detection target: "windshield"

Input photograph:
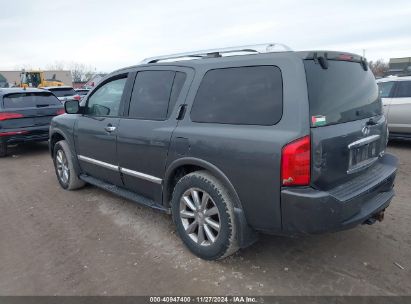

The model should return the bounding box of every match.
[50,88,77,97]
[304,60,381,127]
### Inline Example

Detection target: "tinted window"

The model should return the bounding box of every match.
[86,77,127,116]
[168,72,187,117]
[378,82,394,98]
[191,66,283,125]
[50,88,77,97]
[304,60,381,127]
[3,92,61,109]
[129,71,175,120]
[395,81,411,98]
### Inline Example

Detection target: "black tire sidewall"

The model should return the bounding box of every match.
[53,141,70,189]
[171,172,234,260]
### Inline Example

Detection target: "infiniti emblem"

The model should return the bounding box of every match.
[362,125,370,136]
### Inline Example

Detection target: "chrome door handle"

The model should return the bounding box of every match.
[105,125,116,132]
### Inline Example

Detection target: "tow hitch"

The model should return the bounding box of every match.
[364,209,385,225]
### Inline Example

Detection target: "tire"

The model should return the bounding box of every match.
[53,140,85,190]
[171,171,239,260]
[0,143,7,157]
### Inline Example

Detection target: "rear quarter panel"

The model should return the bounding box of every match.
[167,53,310,233]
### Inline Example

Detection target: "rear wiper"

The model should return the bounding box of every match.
[36,104,50,108]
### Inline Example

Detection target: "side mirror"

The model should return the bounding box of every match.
[64,100,80,114]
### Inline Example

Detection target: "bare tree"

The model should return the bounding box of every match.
[69,62,96,82]
[46,61,66,70]
[369,59,389,77]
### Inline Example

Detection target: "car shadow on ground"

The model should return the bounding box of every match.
[4,142,50,158]
[388,139,411,148]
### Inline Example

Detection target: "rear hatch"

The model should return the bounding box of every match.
[303,52,388,190]
[1,92,63,130]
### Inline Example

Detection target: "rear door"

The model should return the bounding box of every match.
[116,67,192,203]
[1,92,63,130]
[304,54,387,190]
[386,80,411,134]
[75,74,130,186]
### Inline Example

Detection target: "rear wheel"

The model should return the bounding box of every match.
[0,143,7,157]
[53,140,85,190]
[171,171,239,260]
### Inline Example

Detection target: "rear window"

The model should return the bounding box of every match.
[304,60,381,127]
[191,66,283,125]
[49,88,77,97]
[3,92,61,109]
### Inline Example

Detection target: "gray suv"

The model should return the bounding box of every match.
[49,44,398,260]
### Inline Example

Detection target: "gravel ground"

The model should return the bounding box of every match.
[0,141,410,295]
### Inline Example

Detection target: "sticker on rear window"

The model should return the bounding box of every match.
[311,115,326,126]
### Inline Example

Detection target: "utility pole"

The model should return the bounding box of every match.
[362,49,366,58]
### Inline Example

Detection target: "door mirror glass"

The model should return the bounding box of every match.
[64,100,80,114]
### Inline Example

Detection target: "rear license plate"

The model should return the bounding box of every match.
[348,141,378,173]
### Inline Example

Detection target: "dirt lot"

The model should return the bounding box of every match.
[0,142,410,296]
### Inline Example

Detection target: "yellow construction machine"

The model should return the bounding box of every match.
[19,70,65,88]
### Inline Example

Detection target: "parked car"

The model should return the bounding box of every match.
[0,88,64,157]
[377,76,411,139]
[49,44,398,260]
[74,88,90,101]
[42,86,81,104]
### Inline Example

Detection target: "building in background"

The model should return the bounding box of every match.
[0,70,72,88]
[388,57,411,76]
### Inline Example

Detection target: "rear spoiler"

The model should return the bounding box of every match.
[299,51,368,71]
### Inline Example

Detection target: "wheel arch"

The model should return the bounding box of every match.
[163,157,242,209]
[164,157,258,248]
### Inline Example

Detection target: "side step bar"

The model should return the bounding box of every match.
[79,174,171,214]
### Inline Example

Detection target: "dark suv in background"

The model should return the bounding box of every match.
[0,88,64,157]
[49,44,398,260]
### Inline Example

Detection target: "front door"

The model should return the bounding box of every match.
[116,67,192,203]
[388,80,411,134]
[75,75,129,186]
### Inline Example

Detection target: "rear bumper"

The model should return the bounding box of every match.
[280,153,398,235]
[0,126,49,144]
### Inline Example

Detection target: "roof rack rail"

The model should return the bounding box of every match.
[141,43,292,64]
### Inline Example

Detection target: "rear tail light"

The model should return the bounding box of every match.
[281,136,310,186]
[0,112,24,121]
[56,109,65,115]
[73,95,81,101]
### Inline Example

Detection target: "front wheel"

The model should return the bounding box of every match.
[53,140,85,190]
[171,171,239,260]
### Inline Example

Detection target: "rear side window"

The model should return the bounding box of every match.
[378,82,395,98]
[129,71,186,120]
[3,92,61,109]
[395,81,411,98]
[191,66,283,125]
[50,88,77,97]
[305,60,381,127]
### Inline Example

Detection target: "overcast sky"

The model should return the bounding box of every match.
[1,0,411,72]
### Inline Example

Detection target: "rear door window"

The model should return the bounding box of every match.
[50,88,77,97]
[394,81,411,98]
[304,60,381,127]
[129,70,185,120]
[190,66,283,125]
[3,92,61,109]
